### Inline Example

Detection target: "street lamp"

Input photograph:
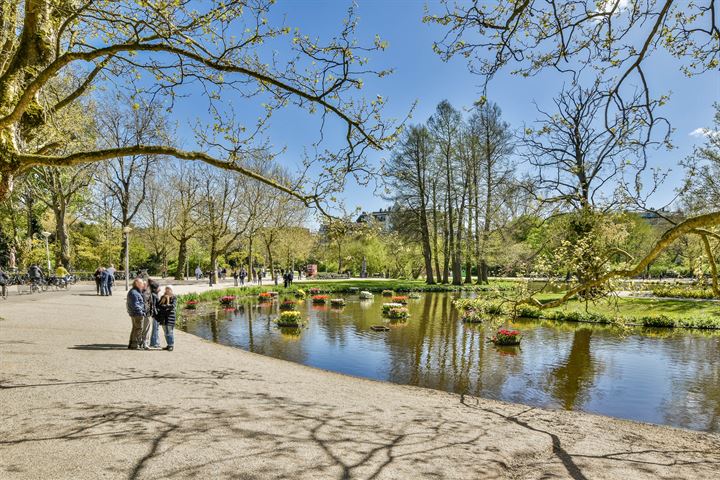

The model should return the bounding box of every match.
[41,231,52,273]
[123,226,132,291]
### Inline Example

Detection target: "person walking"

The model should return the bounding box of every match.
[0,267,8,299]
[157,286,177,351]
[93,266,102,295]
[146,279,161,349]
[233,269,239,287]
[126,278,146,349]
[99,267,111,296]
[239,267,247,286]
[195,265,202,280]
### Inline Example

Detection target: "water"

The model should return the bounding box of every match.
[180,292,720,432]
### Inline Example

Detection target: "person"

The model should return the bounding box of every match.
[105,265,115,296]
[0,267,8,299]
[282,270,289,288]
[148,280,162,349]
[55,264,69,278]
[195,265,202,280]
[233,269,239,287]
[93,266,103,295]
[28,264,42,281]
[288,269,294,286]
[157,285,177,351]
[126,278,146,349]
[99,267,111,296]
[139,279,157,349]
[239,267,247,286]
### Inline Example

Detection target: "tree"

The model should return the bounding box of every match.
[168,163,203,280]
[384,125,436,284]
[0,1,395,211]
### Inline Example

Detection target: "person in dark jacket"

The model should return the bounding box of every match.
[99,267,111,296]
[93,266,103,295]
[148,280,162,348]
[157,285,176,351]
[126,278,146,349]
[143,279,159,349]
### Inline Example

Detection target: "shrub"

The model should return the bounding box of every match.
[279,300,297,311]
[651,286,717,299]
[276,311,303,327]
[330,298,346,307]
[640,315,675,328]
[514,305,541,318]
[219,295,236,305]
[311,295,329,304]
[387,306,409,320]
[359,291,374,299]
[461,309,484,323]
[391,295,408,304]
[491,328,522,346]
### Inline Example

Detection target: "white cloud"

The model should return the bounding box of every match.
[597,0,631,15]
[690,128,720,139]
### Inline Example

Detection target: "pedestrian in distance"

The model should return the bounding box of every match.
[99,267,111,296]
[147,279,161,349]
[126,278,146,349]
[140,279,158,349]
[195,265,202,280]
[0,267,8,299]
[233,269,239,287]
[93,266,102,295]
[157,286,177,351]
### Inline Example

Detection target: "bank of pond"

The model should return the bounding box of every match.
[178,287,720,433]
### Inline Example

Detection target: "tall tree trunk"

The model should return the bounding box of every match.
[52,204,71,268]
[175,237,188,280]
[432,183,442,282]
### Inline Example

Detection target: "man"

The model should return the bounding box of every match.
[141,280,157,350]
[126,278,146,349]
[105,264,115,296]
[0,267,8,299]
[55,264,69,278]
[99,267,111,296]
[195,265,202,280]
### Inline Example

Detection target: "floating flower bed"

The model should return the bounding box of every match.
[219,295,236,305]
[359,291,374,299]
[491,329,522,346]
[309,288,321,295]
[381,302,403,314]
[381,290,393,297]
[258,292,272,301]
[269,291,279,297]
[279,300,297,311]
[330,298,346,307]
[391,295,408,305]
[408,292,421,299]
[461,309,484,323]
[295,289,306,298]
[348,287,359,293]
[185,300,199,310]
[276,310,303,327]
[312,294,329,304]
[386,306,409,320]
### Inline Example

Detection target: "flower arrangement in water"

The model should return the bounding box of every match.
[185,300,199,309]
[461,309,484,323]
[491,329,522,346]
[359,291,374,299]
[268,291,279,297]
[295,288,306,298]
[386,306,409,320]
[381,290,393,297]
[276,310,303,327]
[330,298,346,307]
[408,292,421,299]
[219,295,236,305]
[311,294,329,304]
[258,292,272,301]
[309,288,321,295]
[381,302,403,315]
[279,300,297,311]
[391,295,408,305]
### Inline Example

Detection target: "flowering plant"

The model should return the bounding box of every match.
[309,288,321,295]
[185,300,199,309]
[311,294,329,304]
[387,306,409,320]
[491,329,522,346]
[279,300,297,311]
[258,292,272,301]
[382,302,403,314]
[391,296,408,304]
[381,289,393,297]
[359,291,374,299]
[219,295,236,305]
[276,310,303,327]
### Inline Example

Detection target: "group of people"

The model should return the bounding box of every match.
[193,265,303,287]
[93,264,116,296]
[126,277,176,351]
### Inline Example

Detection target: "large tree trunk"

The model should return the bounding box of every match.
[175,237,188,280]
[52,204,71,268]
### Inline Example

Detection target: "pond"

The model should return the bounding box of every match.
[180,292,720,432]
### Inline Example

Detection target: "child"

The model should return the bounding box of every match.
[157,286,177,351]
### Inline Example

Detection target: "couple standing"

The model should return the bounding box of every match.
[126,278,176,350]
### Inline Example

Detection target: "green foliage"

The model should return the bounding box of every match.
[276,311,303,327]
[651,286,718,299]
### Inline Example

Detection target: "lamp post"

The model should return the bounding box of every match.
[123,226,132,291]
[41,231,52,273]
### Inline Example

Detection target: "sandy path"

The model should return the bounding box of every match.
[1,284,719,479]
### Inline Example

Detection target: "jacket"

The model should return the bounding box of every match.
[157,295,177,326]
[126,287,145,317]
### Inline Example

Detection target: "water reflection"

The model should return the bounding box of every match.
[180,292,720,432]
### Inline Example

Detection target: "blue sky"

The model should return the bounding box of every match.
[170,0,719,214]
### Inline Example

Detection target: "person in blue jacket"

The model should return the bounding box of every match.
[157,286,177,351]
[126,278,146,349]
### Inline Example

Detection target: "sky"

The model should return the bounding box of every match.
[170,0,720,215]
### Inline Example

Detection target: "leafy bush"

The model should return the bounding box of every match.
[514,305,541,318]
[651,286,717,299]
[640,315,674,328]
[461,309,484,323]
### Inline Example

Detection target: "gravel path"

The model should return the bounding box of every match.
[1,284,719,479]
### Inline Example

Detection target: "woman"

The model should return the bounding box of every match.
[93,266,103,295]
[148,280,161,349]
[157,285,176,351]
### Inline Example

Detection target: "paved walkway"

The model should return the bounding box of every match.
[1,285,719,479]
